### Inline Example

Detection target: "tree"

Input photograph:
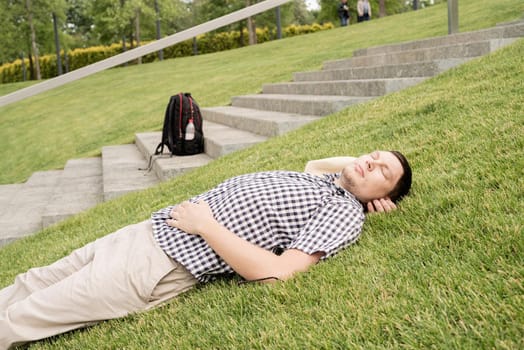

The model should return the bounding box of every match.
[379,0,386,17]
[124,0,150,63]
[153,0,162,59]
[52,12,62,75]
[90,0,184,46]
[65,0,96,46]
[188,0,313,40]
[246,0,257,45]
[25,0,59,80]
[0,0,67,78]
[291,0,313,25]
[0,0,318,71]
[254,0,313,31]
[317,0,339,24]
[0,1,25,65]
[91,0,130,44]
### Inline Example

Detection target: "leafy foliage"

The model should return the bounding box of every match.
[0,22,334,84]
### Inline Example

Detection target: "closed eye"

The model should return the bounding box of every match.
[373,151,390,178]
[368,151,390,179]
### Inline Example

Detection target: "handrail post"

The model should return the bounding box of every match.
[448,0,459,34]
[276,6,282,39]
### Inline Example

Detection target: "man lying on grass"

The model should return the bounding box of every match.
[0,150,411,349]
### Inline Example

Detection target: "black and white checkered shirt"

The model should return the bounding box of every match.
[152,171,364,283]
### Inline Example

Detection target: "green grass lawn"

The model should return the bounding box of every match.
[0,0,523,348]
[0,0,523,185]
[0,80,38,96]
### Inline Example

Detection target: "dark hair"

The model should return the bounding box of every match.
[388,150,412,203]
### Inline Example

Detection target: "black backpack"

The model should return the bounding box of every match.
[155,92,204,157]
[141,93,204,172]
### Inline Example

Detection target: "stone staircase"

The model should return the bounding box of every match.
[1,21,522,247]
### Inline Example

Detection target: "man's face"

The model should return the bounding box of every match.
[337,151,403,203]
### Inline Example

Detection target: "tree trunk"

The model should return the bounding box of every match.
[247,17,257,45]
[26,0,41,80]
[154,0,163,60]
[246,0,257,45]
[129,19,134,50]
[64,51,69,73]
[238,22,245,47]
[122,35,128,67]
[20,52,27,81]
[53,13,63,76]
[135,8,141,64]
[27,44,34,80]
[379,0,386,18]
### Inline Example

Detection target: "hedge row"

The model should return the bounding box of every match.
[0,22,333,84]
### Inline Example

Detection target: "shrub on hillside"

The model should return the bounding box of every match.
[0,22,333,84]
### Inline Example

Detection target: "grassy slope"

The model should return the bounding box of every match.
[0,0,523,349]
[4,38,521,350]
[0,0,523,184]
[0,80,38,96]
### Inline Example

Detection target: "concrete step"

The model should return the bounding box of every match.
[24,170,64,186]
[41,158,103,228]
[232,94,373,116]
[0,184,26,246]
[0,170,63,245]
[135,121,266,181]
[352,21,524,57]
[496,19,524,27]
[201,106,320,137]
[102,144,160,201]
[293,59,468,81]
[262,78,427,97]
[135,132,213,181]
[323,39,519,69]
[136,121,267,160]
[0,184,24,208]
[203,121,268,159]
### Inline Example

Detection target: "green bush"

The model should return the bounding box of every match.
[0,23,333,84]
[284,22,334,37]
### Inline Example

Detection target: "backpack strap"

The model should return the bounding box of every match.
[166,95,178,154]
[175,92,181,139]
[188,95,194,116]
[139,95,174,172]
[139,142,163,172]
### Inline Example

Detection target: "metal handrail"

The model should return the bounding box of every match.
[0,0,291,108]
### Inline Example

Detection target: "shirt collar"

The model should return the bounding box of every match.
[323,173,363,208]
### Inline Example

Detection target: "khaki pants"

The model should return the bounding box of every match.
[0,220,198,349]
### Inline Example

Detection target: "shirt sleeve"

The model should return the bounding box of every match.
[288,198,364,259]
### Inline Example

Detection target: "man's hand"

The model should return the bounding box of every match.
[366,197,397,213]
[166,200,320,282]
[167,200,215,235]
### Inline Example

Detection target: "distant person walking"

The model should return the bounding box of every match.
[357,0,372,22]
[338,0,350,26]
